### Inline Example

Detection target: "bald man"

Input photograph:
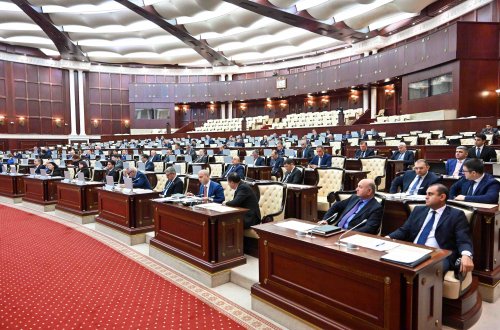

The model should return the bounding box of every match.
[222,156,245,179]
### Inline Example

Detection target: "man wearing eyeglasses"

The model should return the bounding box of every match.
[450,158,500,204]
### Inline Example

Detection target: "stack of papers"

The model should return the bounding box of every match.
[380,245,432,267]
[340,235,400,251]
[275,220,317,232]
[195,203,238,213]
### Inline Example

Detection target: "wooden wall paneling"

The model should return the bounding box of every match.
[457,22,498,59]
[459,59,498,117]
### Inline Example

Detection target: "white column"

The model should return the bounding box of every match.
[228,102,233,119]
[363,89,369,113]
[227,74,233,81]
[78,70,86,136]
[220,103,226,119]
[68,69,77,136]
[370,86,377,119]
[220,74,226,82]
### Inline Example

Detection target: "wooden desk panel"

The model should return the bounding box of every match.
[56,181,104,216]
[150,202,247,273]
[246,166,272,180]
[0,174,25,198]
[285,184,318,221]
[23,177,62,205]
[96,189,160,235]
[252,221,449,329]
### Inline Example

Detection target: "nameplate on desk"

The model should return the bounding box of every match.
[104,185,114,191]
[121,188,133,194]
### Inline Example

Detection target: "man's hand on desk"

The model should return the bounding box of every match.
[460,255,474,273]
[308,164,317,169]
[317,220,327,225]
[222,201,226,205]
[454,195,466,201]
[186,192,194,197]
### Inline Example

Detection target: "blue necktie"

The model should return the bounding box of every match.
[337,200,364,229]
[163,181,173,195]
[398,152,404,160]
[408,176,422,195]
[416,211,437,245]
[476,148,481,158]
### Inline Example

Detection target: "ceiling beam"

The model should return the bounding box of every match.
[221,0,372,43]
[11,0,88,61]
[113,0,233,66]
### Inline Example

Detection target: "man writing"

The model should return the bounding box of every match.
[123,167,152,190]
[281,159,303,184]
[224,173,261,229]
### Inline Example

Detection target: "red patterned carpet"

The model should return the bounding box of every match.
[0,204,275,329]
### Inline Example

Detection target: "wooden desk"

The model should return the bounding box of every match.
[56,181,104,216]
[246,166,272,180]
[0,173,25,198]
[252,220,449,329]
[96,189,160,235]
[150,202,247,273]
[387,160,406,188]
[285,184,318,221]
[302,168,316,186]
[18,164,35,174]
[344,170,369,190]
[23,176,62,205]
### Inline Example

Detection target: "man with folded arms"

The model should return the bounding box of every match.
[389,159,440,195]
[388,184,474,274]
[445,146,468,176]
[318,179,382,235]
[161,166,184,197]
[450,158,500,204]
[281,159,303,184]
[189,169,224,203]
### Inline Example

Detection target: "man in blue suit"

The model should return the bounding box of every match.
[354,141,375,159]
[388,184,474,274]
[450,158,500,204]
[222,156,245,179]
[194,169,224,203]
[150,151,162,162]
[269,150,284,177]
[124,167,152,190]
[390,142,415,168]
[298,140,314,161]
[309,146,332,168]
[141,154,154,171]
[390,159,440,195]
[445,146,468,176]
[250,150,265,166]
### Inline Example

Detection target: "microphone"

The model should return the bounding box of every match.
[320,212,338,225]
[336,219,368,250]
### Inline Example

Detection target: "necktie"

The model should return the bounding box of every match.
[283,172,290,183]
[203,185,208,198]
[318,157,322,167]
[408,176,422,195]
[416,211,437,245]
[303,149,306,158]
[476,148,481,158]
[467,181,475,195]
[398,152,404,160]
[337,200,364,229]
[163,181,173,195]
[361,151,365,158]
[226,166,234,177]
[453,161,462,176]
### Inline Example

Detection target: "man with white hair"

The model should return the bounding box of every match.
[124,166,152,189]
[391,142,415,168]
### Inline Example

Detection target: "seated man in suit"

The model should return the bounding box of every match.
[260,135,269,146]
[391,142,415,168]
[193,149,209,164]
[222,156,245,179]
[481,124,499,136]
[318,179,382,235]
[33,158,46,174]
[388,184,474,274]
[184,145,197,159]
[141,154,154,172]
[105,160,119,182]
[445,146,468,177]
[358,128,369,140]
[282,159,303,184]
[450,158,500,204]
[269,150,284,178]
[111,154,124,171]
[276,142,286,157]
[298,140,314,161]
[390,159,440,195]
[343,130,352,140]
[310,129,319,141]
[250,150,265,166]
[189,169,224,203]
[150,150,162,162]
[224,173,261,229]
[123,167,152,190]
[467,133,497,162]
[235,138,245,147]
[161,166,184,196]
[309,146,332,168]
[354,141,375,159]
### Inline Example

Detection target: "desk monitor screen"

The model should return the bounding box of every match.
[263,149,272,156]
[59,161,66,168]
[284,149,296,157]
[106,175,114,186]
[161,150,167,155]
[21,159,28,165]
[493,163,500,176]
[224,156,233,164]
[334,134,343,141]
[29,168,36,176]
[351,131,359,138]
[123,177,133,190]
[77,172,85,182]
[168,155,176,162]
[174,164,182,174]
[228,142,235,147]
[125,155,132,160]
[137,162,146,172]
[192,165,202,175]
[206,150,214,156]
[2,165,7,173]
[174,149,181,155]
[9,165,16,174]
[40,169,47,177]
[123,162,130,169]
[244,156,254,166]
[90,154,96,160]
[64,170,70,180]
[184,155,192,163]
[94,161,102,169]
[222,149,231,156]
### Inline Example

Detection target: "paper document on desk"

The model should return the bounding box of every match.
[340,234,400,251]
[451,200,498,209]
[195,203,238,213]
[381,245,432,267]
[275,220,318,232]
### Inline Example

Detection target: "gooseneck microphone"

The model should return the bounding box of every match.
[336,219,368,250]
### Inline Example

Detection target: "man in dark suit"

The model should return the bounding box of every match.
[309,146,332,168]
[310,129,319,141]
[222,156,245,179]
[193,149,209,164]
[298,140,314,161]
[450,158,500,204]
[468,133,497,162]
[390,159,441,195]
[269,150,284,177]
[250,150,265,166]
[192,169,224,203]
[112,154,124,171]
[276,142,286,157]
[124,167,152,190]
[358,128,369,140]
[354,141,375,159]
[161,166,184,196]
[224,173,261,228]
[282,159,303,184]
[480,124,499,136]
[105,160,119,182]
[33,158,46,174]
[150,151,162,162]
[388,184,474,274]
[141,154,154,172]
[318,179,382,235]
[391,142,415,168]
[235,138,245,147]
[445,146,468,176]
[184,145,197,159]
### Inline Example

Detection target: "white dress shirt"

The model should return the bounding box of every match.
[413,205,446,248]
[406,173,427,195]
[452,160,463,176]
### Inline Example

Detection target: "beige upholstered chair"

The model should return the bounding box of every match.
[330,156,346,168]
[89,160,96,167]
[67,167,75,178]
[209,163,224,177]
[360,157,387,191]
[214,155,225,163]
[53,159,61,165]
[347,138,359,146]
[153,162,164,172]
[403,136,418,146]
[385,139,401,146]
[459,138,475,146]
[219,180,235,201]
[154,173,168,192]
[495,150,500,163]
[316,167,344,212]
[329,141,342,154]
[428,139,448,145]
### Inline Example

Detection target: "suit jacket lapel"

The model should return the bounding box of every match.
[415,207,429,232]
[436,206,449,230]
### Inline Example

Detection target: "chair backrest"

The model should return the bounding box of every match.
[347,138,359,146]
[330,156,346,168]
[209,163,224,177]
[68,167,75,178]
[316,167,344,198]
[220,180,235,200]
[153,162,164,172]
[256,182,287,222]
[428,139,448,145]
[459,138,475,146]
[495,150,500,163]
[385,139,401,146]
[154,173,167,192]
[403,136,418,146]
[214,155,225,163]
[173,162,187,174]
[446,202,476,223]
[360,157,388,190]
